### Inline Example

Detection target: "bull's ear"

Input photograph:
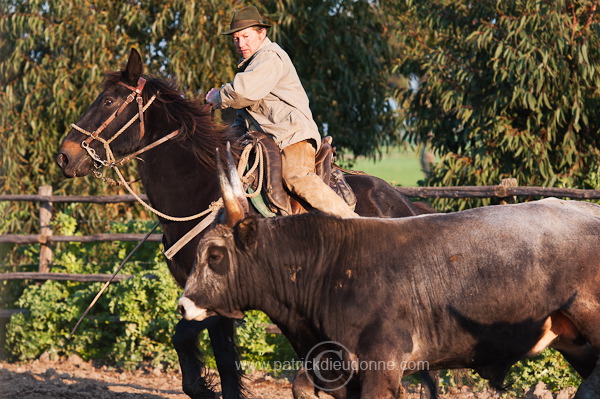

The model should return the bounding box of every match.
[124,48,143,86]
[235,217,258,250]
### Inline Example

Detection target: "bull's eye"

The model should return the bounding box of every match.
[207,247,228,275]
[208,253,223,263]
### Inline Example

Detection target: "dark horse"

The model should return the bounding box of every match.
[56,49,435,399]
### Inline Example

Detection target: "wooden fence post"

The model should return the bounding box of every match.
[499,178,518,205]
[39,185,53,273]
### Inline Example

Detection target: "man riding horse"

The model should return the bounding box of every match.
[205,6,358,218]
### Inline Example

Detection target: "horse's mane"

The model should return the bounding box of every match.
[104,71,238,169]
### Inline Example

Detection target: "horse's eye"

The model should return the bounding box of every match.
[103,98,115,107]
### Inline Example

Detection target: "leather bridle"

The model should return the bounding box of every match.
[70,77,179,169]
[68,76,222,225]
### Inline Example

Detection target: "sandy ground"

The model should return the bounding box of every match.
[0,355,577,399]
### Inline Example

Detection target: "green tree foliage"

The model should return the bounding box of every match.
[394,0,600,210]
[269,0,397,155]
[1,0,395,233]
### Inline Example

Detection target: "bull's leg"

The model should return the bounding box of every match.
[173,318,217,399]
[358,367,405,399]
[207,316,246,399]
[554,342,597,378]
[292,368,318,399]
[574,360,600,399]
[419,370,439,399]
[572,311,600,399]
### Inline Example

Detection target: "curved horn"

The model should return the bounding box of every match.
[226,142,249,214]
[216,148,245,227]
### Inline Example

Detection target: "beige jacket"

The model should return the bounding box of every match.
[218,38,321,150]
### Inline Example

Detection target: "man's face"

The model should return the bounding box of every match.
[232,27,266,59]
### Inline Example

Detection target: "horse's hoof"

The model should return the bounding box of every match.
[182,381,218,399]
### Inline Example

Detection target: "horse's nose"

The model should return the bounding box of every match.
[56,152,69,169]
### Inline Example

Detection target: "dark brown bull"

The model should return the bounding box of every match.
[179,155,600,399]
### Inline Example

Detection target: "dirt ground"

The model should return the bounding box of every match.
[0,355,577,399]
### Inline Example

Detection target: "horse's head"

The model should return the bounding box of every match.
[56,48,152,177]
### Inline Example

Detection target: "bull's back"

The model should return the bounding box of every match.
[336,199,600,354]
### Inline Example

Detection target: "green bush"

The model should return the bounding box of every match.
[506,349,581,395]
[3,211,295,371]
[5,212,182,369]
[434,349,581,395]
[236,310,297,376]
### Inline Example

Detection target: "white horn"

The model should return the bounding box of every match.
[226,142,249,214]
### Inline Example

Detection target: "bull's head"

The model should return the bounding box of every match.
[178,144,256,321]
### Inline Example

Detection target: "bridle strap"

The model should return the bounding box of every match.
[81,77,148,146]
[71,77,173,167]
[118,77,146,93]
[119,77,148,141]
[69,76,224,224]
[113,129,180,166]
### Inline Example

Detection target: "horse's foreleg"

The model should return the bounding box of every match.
[208,316,247,399]
[173,318,218,399]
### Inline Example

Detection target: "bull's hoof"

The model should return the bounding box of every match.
[292,368,318,399]
[292,389,319,399]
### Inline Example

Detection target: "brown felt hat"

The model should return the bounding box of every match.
[221,6,271,35]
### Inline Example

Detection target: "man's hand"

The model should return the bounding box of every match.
[205,88,222,108]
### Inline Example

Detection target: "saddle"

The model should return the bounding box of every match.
[239,131,357,216]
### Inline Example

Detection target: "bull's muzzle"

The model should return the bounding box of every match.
[178,297,211,321]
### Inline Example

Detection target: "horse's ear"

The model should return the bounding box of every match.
[124,48,143,85]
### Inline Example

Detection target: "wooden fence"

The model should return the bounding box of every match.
[0,185,162,282]
[3,180,600,283]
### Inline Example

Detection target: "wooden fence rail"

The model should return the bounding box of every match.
[3,181,600,282]
[0,193,148,203]
[0,234,162,245]
[395,184,600,199]
[0,272,133,282]
[0,185,161,280]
